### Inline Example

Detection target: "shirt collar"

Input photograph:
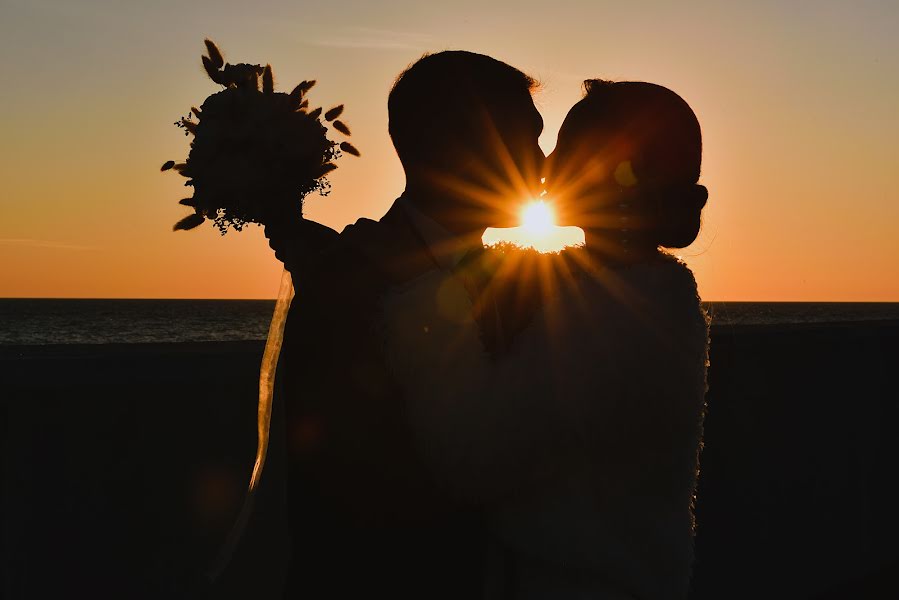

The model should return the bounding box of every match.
[396,193,482,271]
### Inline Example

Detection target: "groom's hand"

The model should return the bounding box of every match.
[264,217,338,276]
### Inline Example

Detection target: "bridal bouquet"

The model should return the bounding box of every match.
[162,39,358,234]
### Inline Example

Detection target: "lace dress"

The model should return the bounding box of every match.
[382,251,709,600]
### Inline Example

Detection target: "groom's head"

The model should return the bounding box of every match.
[389,51,544,233]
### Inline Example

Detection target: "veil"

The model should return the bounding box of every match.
[205,267,294,581]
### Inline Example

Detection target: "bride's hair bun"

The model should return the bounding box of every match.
[652,183,708,249]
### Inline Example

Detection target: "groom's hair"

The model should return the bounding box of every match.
[388,51,537,169]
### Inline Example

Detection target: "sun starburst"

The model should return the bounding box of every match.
[483,199,583,253]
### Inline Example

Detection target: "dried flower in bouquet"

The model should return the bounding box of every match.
[162,39,359,234]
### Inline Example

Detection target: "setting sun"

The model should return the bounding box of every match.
[483,200,585,253]
[521,201,555,236]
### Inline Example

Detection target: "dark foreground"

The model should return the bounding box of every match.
[2,321,898,599]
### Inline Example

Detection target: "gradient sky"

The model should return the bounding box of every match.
[2,0,897,300]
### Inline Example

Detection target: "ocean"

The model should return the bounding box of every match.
[1,299,898,346]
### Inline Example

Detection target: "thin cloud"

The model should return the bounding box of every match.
[310,27,433,51]
[0,239,94,251]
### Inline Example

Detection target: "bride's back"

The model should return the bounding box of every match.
[490,251,709,600]
[490,80,711,600]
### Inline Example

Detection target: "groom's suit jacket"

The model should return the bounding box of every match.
[278,200,486,598]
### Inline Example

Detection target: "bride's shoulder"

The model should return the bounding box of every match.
[631,252,700,302]
[533,249,706,336]
[639,252,705,319]
[572,250,699,300]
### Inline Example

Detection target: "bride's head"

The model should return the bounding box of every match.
[546,80,708,254]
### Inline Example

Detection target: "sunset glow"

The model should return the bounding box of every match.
[1,1,897,300]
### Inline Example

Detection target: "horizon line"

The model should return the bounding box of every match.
[2,297,899,303]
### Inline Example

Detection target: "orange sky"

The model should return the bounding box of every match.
[2,0,897,300]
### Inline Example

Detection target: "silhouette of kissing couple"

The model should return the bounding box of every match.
[267,51,710,600]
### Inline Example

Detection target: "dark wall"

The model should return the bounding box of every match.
[1,342,286,600]
[691,322,899,599]
[3,322,898,599]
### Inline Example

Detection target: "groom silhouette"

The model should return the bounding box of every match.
[275,51,543,598]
